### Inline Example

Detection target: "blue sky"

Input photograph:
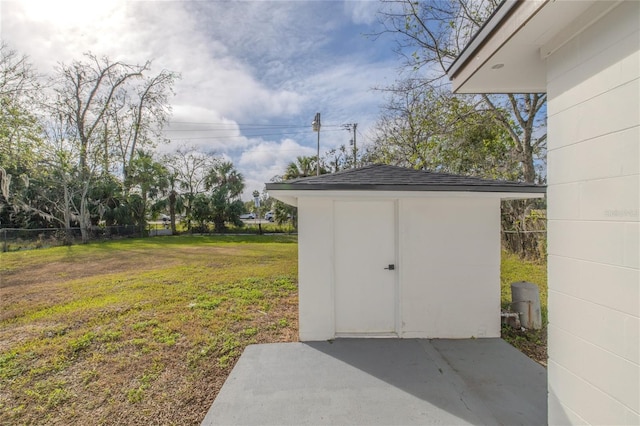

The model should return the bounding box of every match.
[1,0,404,198]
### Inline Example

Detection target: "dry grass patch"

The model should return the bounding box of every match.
[0,235,298,425]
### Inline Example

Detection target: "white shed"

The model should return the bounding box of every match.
[447,1,639,424]
[266,165,544,341]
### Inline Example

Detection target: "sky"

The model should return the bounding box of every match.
[0,0,404,199]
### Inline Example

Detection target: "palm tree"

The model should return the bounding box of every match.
[162,172,183,234]
[127,150,169,233]
[205,161,245,232]
[283,156,327,180]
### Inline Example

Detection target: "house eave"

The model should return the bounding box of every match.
[447,0,614,94]
[446,0,523,81]
[447,0,548,93]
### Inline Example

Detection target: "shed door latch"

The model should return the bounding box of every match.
[384,264,395,271]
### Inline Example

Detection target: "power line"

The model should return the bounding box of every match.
[160,119,369,160]
[166,128,346,140]
[167,120,347,129]
[242,147,317,153]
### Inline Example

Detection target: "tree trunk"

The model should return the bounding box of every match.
[213,215,225,233]
[63,184,74,244]
[140,192,148,235]
[79,188,91,244]
[185,204,192,233]
[169,190,177,234]
[522,148,536,183]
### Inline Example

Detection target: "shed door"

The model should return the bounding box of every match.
[334,200,396,335]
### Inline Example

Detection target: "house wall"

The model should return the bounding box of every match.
[297,195,502,341]
[546,2,640,424]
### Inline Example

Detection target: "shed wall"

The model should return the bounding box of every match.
[399,198,501,338]
[546,2,640,424]
[298,197,334,341]
[297,196,502,341]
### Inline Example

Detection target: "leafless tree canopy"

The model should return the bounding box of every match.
[373,0,546,183]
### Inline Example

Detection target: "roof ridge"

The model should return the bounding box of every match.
[268,164,545,194]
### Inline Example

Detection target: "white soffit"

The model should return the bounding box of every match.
[450,0,614,94]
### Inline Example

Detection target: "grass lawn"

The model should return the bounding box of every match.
[500,250,548,366]
[0,235,298,425]
[1,236,547,424]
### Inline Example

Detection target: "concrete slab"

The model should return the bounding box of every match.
[201,339,547,425]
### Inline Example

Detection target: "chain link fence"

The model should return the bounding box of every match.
[0,226,142,252]
[501,213,547,261]
[0,221,298,252]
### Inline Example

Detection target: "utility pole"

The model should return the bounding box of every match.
[252,190,262,235]
[312,113,321,176]
[344,123,358,168]
[351,123,357,168]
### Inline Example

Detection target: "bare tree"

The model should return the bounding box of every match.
[50,53,149,242]
[366,79,447,169]
[0,43,45,227]
[0,42,40,100]
[375,0,546,183]
[6,113,85,234]
[108,69,179,184]
[2,48,178,236]
[373,1,547,258]
[364,79,522,180]
[163,146,218,232]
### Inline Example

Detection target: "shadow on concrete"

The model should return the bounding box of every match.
[202,338,547,425]
[306,339,547,425]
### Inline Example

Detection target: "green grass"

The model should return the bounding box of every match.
[501,250,547,321]
[500,250,547,365]
[0,235,298,425]
[0,236,548,424]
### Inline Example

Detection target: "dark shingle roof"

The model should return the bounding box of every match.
[265,164,545,194]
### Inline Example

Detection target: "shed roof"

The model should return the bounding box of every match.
[266,164,545,194]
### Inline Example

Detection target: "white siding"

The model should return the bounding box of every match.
[398,197,501,338]
[546,2,640,424]
[297,197,334,341]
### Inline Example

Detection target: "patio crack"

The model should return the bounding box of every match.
[459,392,472,411]
[418,339,498,423]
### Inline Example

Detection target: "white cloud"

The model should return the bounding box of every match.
[161,106,249,154]
[344,0,381,25]
[239,138,315,198]
[1,0,402,201]
[2,1,125,68]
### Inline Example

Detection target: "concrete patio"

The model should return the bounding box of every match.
[201,338,547,425]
